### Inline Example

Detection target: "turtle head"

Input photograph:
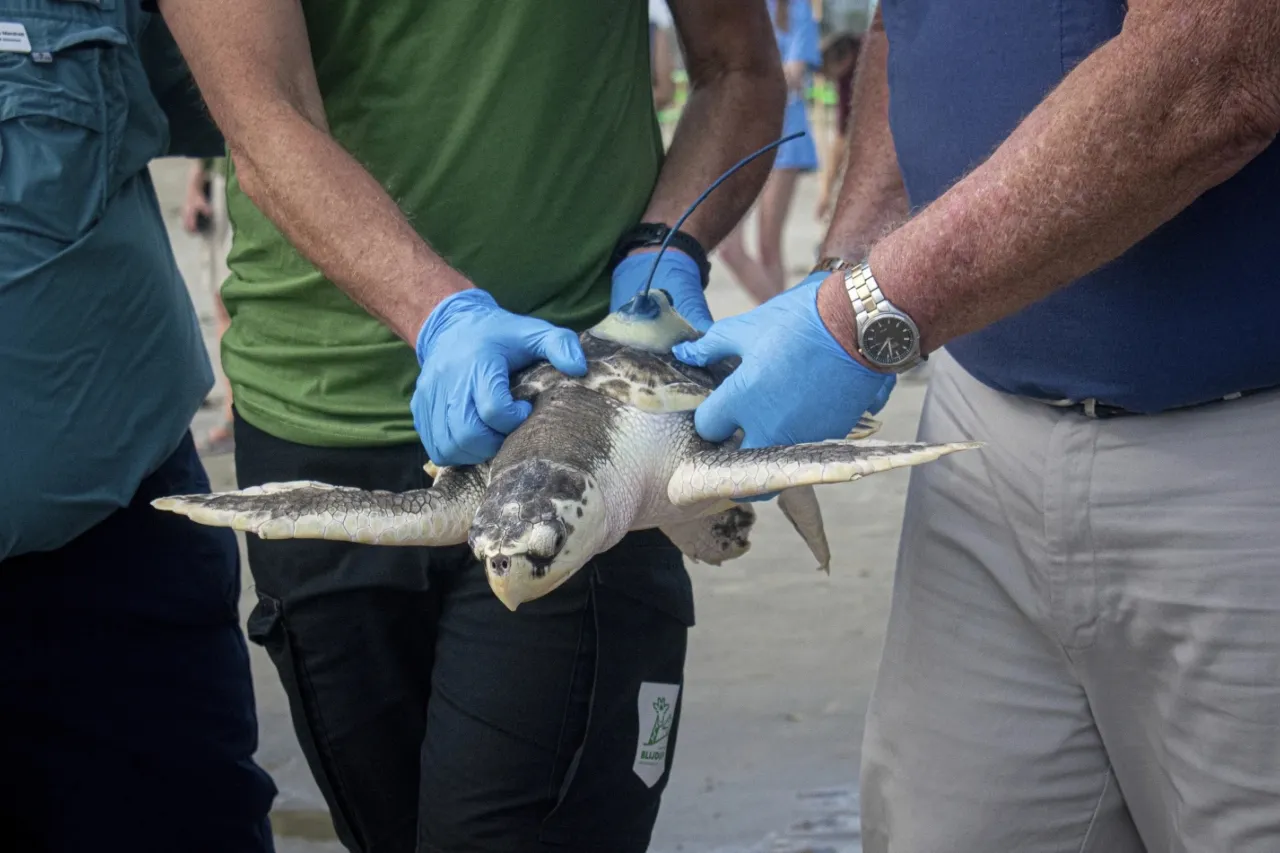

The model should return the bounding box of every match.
[468,461,607,611]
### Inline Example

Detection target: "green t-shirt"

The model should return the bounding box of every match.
[221,1,663,447]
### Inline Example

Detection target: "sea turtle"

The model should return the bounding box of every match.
[153,290,980,611]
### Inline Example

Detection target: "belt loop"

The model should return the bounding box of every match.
[1082,399,1098,419]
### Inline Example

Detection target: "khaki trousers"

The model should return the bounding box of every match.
[862,349,1280,853]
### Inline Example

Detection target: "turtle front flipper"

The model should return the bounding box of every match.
[666,438,982,505]
[660,504,757,566]
[152,465,486,545]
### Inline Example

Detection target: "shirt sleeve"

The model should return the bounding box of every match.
[784,0,822,69]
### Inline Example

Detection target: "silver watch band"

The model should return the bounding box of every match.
[843,261,885,329]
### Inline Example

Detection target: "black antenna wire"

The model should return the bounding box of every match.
[619,131,806,317]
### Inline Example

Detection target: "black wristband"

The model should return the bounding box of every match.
[610,222,712,289]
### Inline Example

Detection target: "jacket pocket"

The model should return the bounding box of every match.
[0,12,126,245]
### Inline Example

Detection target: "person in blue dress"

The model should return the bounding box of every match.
[717,0,822,303]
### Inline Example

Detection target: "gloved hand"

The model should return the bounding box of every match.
[413,288,588,466]
[611,248,713,332]
[672,271,896,500]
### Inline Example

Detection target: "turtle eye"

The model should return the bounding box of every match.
[528,522,564,557]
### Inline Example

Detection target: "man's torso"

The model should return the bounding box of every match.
[881,0,1280,413]
[221,0,664,448]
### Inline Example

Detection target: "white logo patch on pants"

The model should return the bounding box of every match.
[633,681,680,788]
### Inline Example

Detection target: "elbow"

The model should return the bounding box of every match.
[1169,27,1280,175]
[1219,81,1280,163]
[1188,76,1280,184]
[747,59,787,138]
[1123,7,1280,179]
[226,144,266,206]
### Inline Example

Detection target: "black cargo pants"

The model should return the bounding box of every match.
[233,411,694,853]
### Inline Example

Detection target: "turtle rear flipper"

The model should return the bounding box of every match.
[666,438,982,506]
[152,465,486,546]
[661,504,757,566]
[776,486,831,574]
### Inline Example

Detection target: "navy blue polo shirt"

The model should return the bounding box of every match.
[881,0,1280,413]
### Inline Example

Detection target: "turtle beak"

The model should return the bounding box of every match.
[484,554,578,612]
[486,570,522,612]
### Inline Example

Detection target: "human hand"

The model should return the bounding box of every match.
[611,248,713,332]
[672,272,896,498]
[412,289,588,466]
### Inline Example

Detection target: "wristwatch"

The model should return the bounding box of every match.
[611,222,711,288]
[841,261,925,373]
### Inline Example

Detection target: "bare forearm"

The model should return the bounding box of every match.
[159,0,469,345]
[226,108,468,343]
[839,3,1280,355]
[646,1,785,250]
[819,13,908,261]
[646,71,784,247]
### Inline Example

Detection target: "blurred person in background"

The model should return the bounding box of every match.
[650,0,677,111]
[717,0,822,304]
[815,31,861,222]
[181,156,237,454]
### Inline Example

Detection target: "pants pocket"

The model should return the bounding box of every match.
[245,592,369,853]
[538,541,692,851]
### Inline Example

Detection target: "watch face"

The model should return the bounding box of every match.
[861,314,918,366]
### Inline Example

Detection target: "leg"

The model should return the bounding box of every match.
[860,352,1146,853]
[716,210,778,305]
[233,411,445,853]
[755,168,800,295]
[200,170,236,454]
[1070,390,1280,852]
[418,529,693,853]
[0,433,277,852]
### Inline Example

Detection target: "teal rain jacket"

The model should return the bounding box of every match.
[1,0,223,559]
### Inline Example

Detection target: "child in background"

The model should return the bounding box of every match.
[181,158,236,454]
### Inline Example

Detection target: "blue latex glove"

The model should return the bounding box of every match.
[672,271,896,501]
[611,248,714,332]
[413,289,588,466]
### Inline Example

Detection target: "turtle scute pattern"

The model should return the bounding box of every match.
[512,332,734,414]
